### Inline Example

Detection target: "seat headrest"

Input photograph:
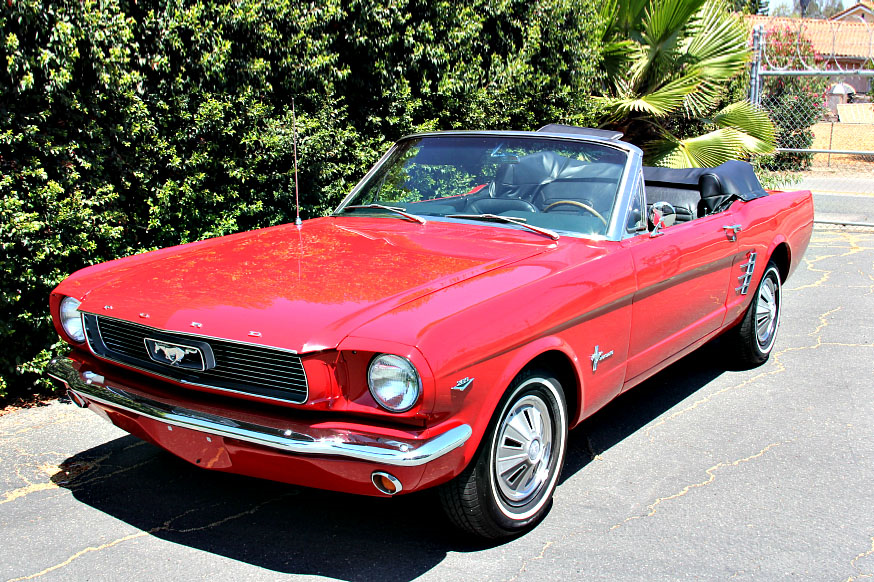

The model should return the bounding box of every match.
[698,160,767,201]
[499,151,566,185]
[643,160,767,213]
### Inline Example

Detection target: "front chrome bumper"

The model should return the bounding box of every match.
[47,358,472,467]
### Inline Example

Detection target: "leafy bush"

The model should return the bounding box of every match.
[0,0,604,401]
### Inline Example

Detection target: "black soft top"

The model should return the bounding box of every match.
[642,160,767,203]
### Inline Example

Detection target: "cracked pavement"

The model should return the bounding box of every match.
[1,227,873,581]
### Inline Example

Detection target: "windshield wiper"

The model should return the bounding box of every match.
[338,204,426,225]
[446,214,559,240]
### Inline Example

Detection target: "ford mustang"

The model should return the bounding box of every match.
[47,126,813,538]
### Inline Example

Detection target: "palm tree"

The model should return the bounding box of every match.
[598,0,775,168]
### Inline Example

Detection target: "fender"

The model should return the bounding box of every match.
[489,335,586,425]
[446,330,604,449]
[726,189,812,326]
[764,234,792,281]
[334,336,438,418]
[427,335,585,481]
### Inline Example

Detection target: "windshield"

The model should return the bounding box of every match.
[336,135,628,237]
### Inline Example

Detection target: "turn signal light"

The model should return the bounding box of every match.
[371,471,402,495]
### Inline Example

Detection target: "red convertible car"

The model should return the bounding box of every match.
[47,126,813,538]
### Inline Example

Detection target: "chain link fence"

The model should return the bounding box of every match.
[761,92,874,195]
[749,21,874,197]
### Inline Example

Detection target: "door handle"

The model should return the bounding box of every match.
[722,224,742,241]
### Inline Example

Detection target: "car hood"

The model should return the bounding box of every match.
[66,217,555,353]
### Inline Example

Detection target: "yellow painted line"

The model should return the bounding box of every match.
[0,482,58,505]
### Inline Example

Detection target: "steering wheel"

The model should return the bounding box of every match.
[543,200,608,228]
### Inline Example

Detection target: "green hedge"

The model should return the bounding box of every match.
[0,0,604,401]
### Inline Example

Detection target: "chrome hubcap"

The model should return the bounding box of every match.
[755,274,779,349]
[527,439,542,463]
[494,395,553,504]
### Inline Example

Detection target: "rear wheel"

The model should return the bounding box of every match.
[439,369,568,538]
[728,261,782,366]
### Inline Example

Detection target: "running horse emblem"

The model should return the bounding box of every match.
[153,342,199,366]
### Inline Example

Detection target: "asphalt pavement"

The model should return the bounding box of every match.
[797,172,874,224]
[797,175,874,198]
[1,227,873,581]
[812,192,874,225]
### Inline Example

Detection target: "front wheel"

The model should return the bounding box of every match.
[439,369,568,538]
[727,261,782,366]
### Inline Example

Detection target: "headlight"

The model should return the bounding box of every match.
[367,354,421,412]
[59,296,85,343]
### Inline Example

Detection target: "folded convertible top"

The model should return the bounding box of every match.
[643,160,767,203]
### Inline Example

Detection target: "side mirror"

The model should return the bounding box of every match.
[649,201,676,237]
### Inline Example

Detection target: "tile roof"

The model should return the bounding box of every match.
[745,15,874,62]
[830,0,873,21]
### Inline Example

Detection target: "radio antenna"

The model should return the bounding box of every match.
[291,98,302,227]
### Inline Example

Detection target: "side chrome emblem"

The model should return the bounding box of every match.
[144,338,215,371]
[452,377,474,391]
[590,345,614,373]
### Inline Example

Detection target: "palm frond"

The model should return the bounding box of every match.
[606,74,700,117]
[598,0,772,164]
[610,0,653,38]
[712,101,776,147]
[685,1,748,70]
[648,126,773,168]
[641,0,707,51]
[602,38,638,80]
[635,0,707,89]
[679,2,749,116]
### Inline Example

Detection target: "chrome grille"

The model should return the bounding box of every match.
[83,314,308,403]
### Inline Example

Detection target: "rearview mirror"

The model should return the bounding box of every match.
[649,201,676,237]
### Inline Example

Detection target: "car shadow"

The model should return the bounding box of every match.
[561,340,727,484]
[53,341,729,580]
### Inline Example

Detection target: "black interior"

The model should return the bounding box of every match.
[469,151,621,234]
[404,151,768,236]
[403,149,622,235]
[643,160,767,223]
[483,151,621,213]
